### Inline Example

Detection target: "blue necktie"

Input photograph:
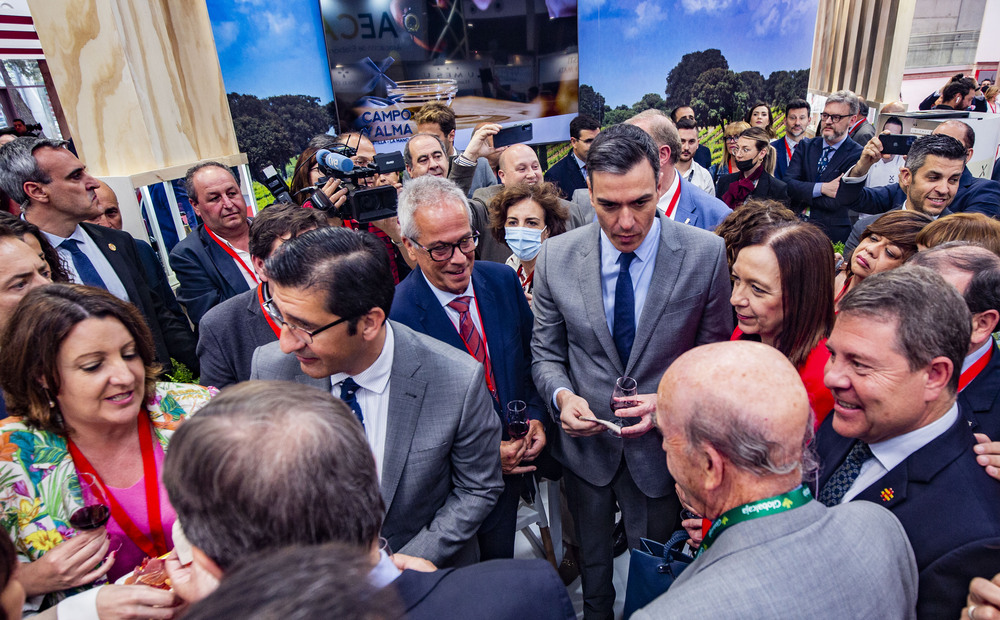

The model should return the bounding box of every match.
[817,146,834,176]
[60,238,106,289]
[613,252,636,366]
[339,378,365,429]
[817,441,873,506]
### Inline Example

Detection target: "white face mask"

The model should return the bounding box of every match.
[505,226,546,261]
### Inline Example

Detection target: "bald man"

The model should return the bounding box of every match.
[469,144,575,264]
[633,341,917,619]
[85,181,123,230]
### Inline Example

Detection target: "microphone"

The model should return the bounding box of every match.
[316,149,354,174]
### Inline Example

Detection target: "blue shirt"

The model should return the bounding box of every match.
[599,217,661,337]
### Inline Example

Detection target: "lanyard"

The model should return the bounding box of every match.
[850,118,865,134]
[257,283,281,337]
[516,264,533,291]
[785,138,794,161]
[67,413,169,559]
[727,160,734,175]
[204,226,258,284]
[959,345,993,392]
[698,485,813,557]
[663,181,682,219]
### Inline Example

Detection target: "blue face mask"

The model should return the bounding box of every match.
[505,226,547,261]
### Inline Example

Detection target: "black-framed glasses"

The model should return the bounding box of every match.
[409,232,480,262]
[820,113,848,123]
[262,295,351,344]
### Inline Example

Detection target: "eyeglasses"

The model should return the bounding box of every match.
[262,295,351,344]
[725,136,740,142]
[820,113,848,123]
[409,232,480,262]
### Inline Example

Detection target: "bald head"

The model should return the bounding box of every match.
[933,120,974,161]
[87,181,122,230]
[497,144,541,186]
[626,109,680,168]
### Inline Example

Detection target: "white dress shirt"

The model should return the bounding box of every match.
[212,233,258,288]
[330,323,394,479]
[42,225,130,301]
[656,173,682,221]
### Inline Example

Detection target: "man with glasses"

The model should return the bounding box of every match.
[784,90,864,242]
[391,175,548,561]
[250,225,503,567]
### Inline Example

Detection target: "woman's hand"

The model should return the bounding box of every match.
[20,527,114,596]
[96,584,184,619]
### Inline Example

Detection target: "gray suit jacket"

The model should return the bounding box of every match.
[197,285,277,389]
[569,188,596,230]
[530,217,733,496]
[633,500,918,619]
[249,321,504,565]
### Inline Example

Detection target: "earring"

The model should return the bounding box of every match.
[43,388,55,410]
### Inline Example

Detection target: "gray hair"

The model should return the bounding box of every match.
[586,123,660,183]
[397,174,471,242]
[0,137,70,206]
[826,90,860,116]
[183,161,235,205]
[627,109,682,165]
[909,242,1000,315]
[403,132,448,170]
[839,265,971,394]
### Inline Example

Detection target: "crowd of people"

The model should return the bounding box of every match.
[0,85,998,620]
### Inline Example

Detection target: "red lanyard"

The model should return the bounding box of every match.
[785,138,793,161]
[850,118,865,133]
[516,264,533,291]
[959,346,993,392]
[67,413,168,559]
[664,180,682,218]
[727,160,734,175]
[204,226,258,284]
[257,284,281,337]
[989,101,997,114]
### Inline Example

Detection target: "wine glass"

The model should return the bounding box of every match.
[610,376,638,426]
[506,400,529,439]
[63,472,111,531]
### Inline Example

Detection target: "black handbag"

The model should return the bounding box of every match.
[622,529,695,618]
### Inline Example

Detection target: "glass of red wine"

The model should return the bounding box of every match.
[611,376,638,427]
[506,400,529,439]
[65,472,111,531]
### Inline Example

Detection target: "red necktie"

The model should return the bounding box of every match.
[447,296,498,401]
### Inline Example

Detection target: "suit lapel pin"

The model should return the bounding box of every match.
[880,488,894,502]
[108,243,117,251]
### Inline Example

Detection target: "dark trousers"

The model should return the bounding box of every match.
[564,458,679,620]
[476,474,525,560]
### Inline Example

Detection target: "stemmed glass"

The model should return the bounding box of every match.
[506,400,529,439]
[610,376,638,427]
[63,472,111,531]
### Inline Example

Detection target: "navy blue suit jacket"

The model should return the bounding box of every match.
[959,343,1000,439]
[784,136,864,241]
[390,262,546,431]
[815,410,1000,618]
[693,144,712,170]
[544,153,587,200]
[674,175,730,231]
[168,224,253,325]
[838,168,1000,219]
[770,137,793,180]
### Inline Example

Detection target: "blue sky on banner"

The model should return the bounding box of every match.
[579,0,818,107]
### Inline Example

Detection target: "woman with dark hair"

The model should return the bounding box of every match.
[488,182,568,303]
[0,213,69,282]
[715,198,797,271]
[835,210,932,308]
[0,284,214,617]
[916,212,1000,256]
[0,534,23,620]
[715,127,788,209]
[744,101,775,138]
[711,121,751,182]
[730,221,836,426]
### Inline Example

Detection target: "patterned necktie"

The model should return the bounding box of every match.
[817,146,834,176]
[60,238,107,289]
[339,378,365,429]
[447,296,498,401]
[817,440,873,506]
[613,252,637,366]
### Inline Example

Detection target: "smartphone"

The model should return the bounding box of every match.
[881,134,916,155]
[493,122,533,148]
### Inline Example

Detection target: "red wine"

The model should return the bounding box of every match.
[70,504,110,530]
[610,400,637,412]
[508,420,529,439]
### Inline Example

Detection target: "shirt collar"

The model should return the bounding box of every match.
[962,339,993,373]
[422,269,476,309]
[40,224,86,246]
[330,322,394,394]
[823,133,849,151]
[868,402,959,473]
[657,172,681,216]
[599,216,661,268]
[900,202,940,220]
[573,152,586,171]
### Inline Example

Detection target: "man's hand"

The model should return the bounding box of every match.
[974,433,1000,481]
[820,175,842,198]
[964,571,1000,620]
[500,437,535,475]
[462,124,501,162]
[521,419,546,462]
[96,584,183,620]
[392,553,437,573]
[556,391,605,437]
[20,527,113,596]
[848,135,885,177]
[370,215,403,245]
[319,177,349,207]
[616,393,657,438]
[164,551,220,605]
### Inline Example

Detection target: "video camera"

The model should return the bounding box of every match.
[309,144,405,224]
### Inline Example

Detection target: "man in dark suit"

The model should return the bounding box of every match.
[250,226,503,566]
[544,114,599,199]
[531,124,733,618]
[169,162,256,325]
[784,90,864,242]
[391,174,547,559]
[816,265,1000,619]
[911,244,1000,439]
[771,99,810,181]
[162,381,574,619]
[197,204,327,389]
[848,98,876,146]
[669,105,712,169]
[0,136,198,372]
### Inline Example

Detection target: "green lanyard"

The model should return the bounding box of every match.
[697,485,813,557]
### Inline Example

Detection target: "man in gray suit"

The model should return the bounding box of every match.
[634,341,918,619]
[249,226,503,566]
[531,124,733,618]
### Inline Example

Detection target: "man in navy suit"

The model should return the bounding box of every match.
[784,90,864,242]
[391,174,547,560]
[545,114,600,199]
[816,265,1000,619]
[771,99,810,181]
[169,162,255,325]
[627,109,729,231]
